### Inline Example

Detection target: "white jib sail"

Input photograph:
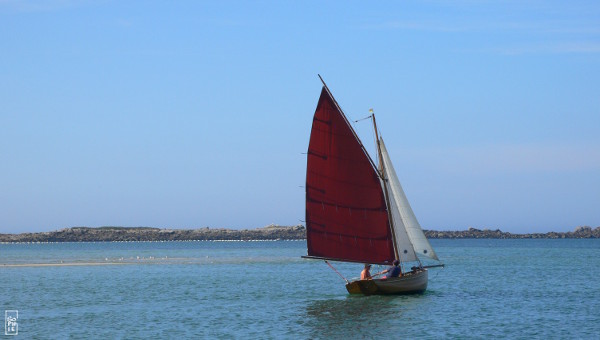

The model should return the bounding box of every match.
[384,180,418,263]
[379,139,417,263]
[380,138,439,261]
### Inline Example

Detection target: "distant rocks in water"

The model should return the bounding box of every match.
[0,224,307,242]
[1,225,599,242]
[424,226,600,239]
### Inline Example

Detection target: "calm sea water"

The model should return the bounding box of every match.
[1,239,599,339]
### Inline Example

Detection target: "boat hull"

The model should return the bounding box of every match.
[346,269,428,295]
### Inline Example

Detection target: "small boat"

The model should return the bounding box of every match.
[302,76,443,295]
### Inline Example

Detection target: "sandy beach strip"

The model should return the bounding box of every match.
[1,262,134,268]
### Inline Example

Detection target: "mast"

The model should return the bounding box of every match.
[374,113,426,267]
[379,138,439,262]
[372,112,400,262]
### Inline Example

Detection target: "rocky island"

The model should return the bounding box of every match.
[0,225,306,243]
[424,226,600,239]
[1,225,599,242]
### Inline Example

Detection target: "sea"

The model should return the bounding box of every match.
[1,239,599,339]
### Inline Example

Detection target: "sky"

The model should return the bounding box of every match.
[1,0,599,233]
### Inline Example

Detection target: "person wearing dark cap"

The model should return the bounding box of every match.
[360,264,372,280]
[384,260,402,278]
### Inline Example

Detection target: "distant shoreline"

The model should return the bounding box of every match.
[1,225,598,243]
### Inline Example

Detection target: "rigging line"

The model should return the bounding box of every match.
[354,114,373,123]
[428,266,444,282]
[325,260,349,284]
[353,110,382,179]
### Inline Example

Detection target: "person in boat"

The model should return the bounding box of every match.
[360,264,372,280]
[383,260,402,278]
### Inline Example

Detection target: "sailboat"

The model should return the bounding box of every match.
[303,76,443,295]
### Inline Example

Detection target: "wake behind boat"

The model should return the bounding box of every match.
[302,76,443,295]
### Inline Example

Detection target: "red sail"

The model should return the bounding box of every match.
[305,87,395,264]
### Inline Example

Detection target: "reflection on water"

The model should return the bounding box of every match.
[305,294,427,338]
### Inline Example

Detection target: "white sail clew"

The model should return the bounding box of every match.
[380,138,439,261]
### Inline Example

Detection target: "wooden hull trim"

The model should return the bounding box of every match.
[345,269,428,295]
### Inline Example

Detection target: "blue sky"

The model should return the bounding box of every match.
[1,0,598,233]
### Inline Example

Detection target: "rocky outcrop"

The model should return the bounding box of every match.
[0,225,306,242]
[1,225,599,242]
[424,226,600,239]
